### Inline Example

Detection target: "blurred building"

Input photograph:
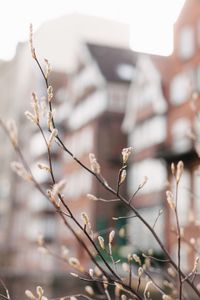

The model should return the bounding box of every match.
[162,0,200,269]
[63,42,136,259]
[0,14,132,297]
[3,2,200,296]
[123,0,200,270]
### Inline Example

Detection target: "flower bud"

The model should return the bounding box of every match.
[176,160,184,183]
[89,153,101,174]
[122,147,133,164]
[85,286,94,296]
[98,236,105,250]
[25,290,36,300]
[48,128,58,148]
[109,230,115,244]
[119,169,126,185]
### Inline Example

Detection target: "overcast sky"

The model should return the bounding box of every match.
[1,0,184,60]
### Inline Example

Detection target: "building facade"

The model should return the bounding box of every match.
[163,0,200,269]
[63,42,136,261]
[123,0,200,270]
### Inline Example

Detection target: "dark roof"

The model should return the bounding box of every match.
[86,43,137,83]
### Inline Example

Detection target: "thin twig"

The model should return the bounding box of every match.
[143,270,165,296]
[0,279,10,300]
[128,261,132,288]
[152,209,163,230]
[174,181,182,299]
[142,254,169,263]
[104,289,111,300]
[112,214,137,221]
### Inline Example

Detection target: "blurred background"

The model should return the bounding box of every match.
[1,0,200,298]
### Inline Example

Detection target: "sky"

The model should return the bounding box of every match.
[0,0,185,60]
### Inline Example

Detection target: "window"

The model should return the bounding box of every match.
[170,170,191,226]
[194,115,200,143]
[27,216,56,242]
[116,64,136,81]
[178,26,195,60]
[170,72,193,105]
[65,126,94,158]
[65,170,92,199]
[127,205,164,252]
[171,118,191,153]
[108,84,128,113]
[129,116,166,152]
[197,19,200,47]
[31,162,50,184]
[128,159,167,195]
[56,87,69,104]
[178,171,191,226]
[30,132,47,157]
[72,63,103,102]
[193,171,200,220]
[122,56,167,133]
[172,243,189,271]
[68,90,107,130]
[28,190,53,212]
[194,65,200,92]
[0,178,10,200]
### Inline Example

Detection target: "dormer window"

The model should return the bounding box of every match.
[116,64,136,81]
[178,25,194,60]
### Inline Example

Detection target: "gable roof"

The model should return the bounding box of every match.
[86,43,137,83]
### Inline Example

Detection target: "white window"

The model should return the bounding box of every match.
[194,65,200,92]
[72,64,102,100]
[116,64,136,81]
[172,243,189,271]
[65,126,94,158]
[28,190,52,212]
[30,132,46,157]
[193,171,200,220]
[194,115,200,143]
[108,85,128,113]
[68,90,107,130]
[27,216,56,241]
[128,159,167,195]
[178,26,195,60]
[127,205,164,252]
[171,118,191,153]
[129,116,166,152]
[170,72,193,105]
[31,162,51,184]
[79,126,94,156]
[0,178,10,199]
[178,171,191,226]
[171,170,191,226]
[197,19,200,47]
[65,170,92,199]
